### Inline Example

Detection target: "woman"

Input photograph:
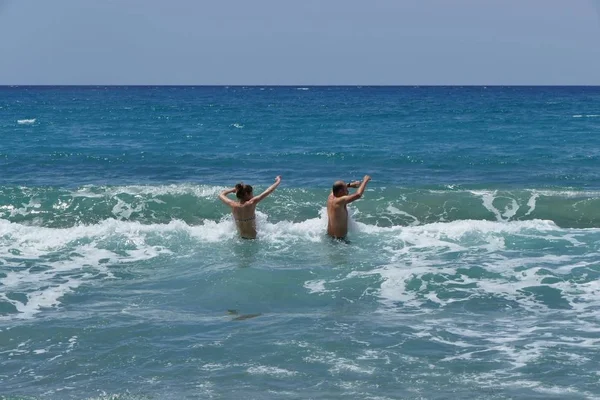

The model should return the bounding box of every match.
[219,176,282,239]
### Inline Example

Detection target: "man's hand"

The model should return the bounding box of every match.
[347,181,361,188]
[275,176,282,183]
[363,175,371,183]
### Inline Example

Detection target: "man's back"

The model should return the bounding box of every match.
[327,194,349,239]
[326,176,371,239]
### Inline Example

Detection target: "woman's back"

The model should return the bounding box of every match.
[218,176,281,239]
[232,202,258,239]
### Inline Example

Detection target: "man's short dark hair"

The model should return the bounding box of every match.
[332,181,346,195]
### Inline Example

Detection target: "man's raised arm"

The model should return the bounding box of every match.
[342,175,371,204]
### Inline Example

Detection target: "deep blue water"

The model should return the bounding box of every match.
[1,86,600,399]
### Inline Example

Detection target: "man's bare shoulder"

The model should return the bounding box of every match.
[328,195,346,206]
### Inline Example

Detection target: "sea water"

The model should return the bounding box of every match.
[1,86,600,399]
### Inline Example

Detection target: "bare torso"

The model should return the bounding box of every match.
[327,194,348,238]
[232,202,258,239]
[219,176,282,240]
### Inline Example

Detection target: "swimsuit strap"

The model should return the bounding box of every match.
[235,216,256,222]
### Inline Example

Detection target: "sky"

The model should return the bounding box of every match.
[0,0,599,85]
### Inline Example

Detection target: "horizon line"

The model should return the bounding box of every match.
[2,84,600,88]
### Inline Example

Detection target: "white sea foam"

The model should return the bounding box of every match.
[2,198,43,218]
[0,211,331,320]
[200,363,229,372]
[304,279,327,294]
[0,218,179,320]
[523,191,539,216]
[386,205,419,225]
[304,350,375,375]
[573,114,600,118]
[534,385,598,398]
[534,189,600,198]
[406,313,600,391]
[17,119,36,125]
[260,212,326,244]
[247,365,298,377]
[376,226,600,319]
[293,214,600,329]
[74,184,227,199]
[111,197,146,220]
[1,210,598,323]
[470,190,519,221]
[304,279,343,295]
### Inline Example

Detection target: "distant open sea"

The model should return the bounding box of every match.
[1,86,600,399]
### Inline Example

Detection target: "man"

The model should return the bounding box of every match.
[327,175,371,239]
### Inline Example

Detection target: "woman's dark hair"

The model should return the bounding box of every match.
[235,183,253,200]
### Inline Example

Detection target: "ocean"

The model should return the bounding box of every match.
[1,86,600,399]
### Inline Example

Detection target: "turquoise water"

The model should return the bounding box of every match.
[1,86,600,399]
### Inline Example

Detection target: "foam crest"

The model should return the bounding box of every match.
[399,315,600,390]
[0,219,187,320]
[362,219,600,314]
[2,211,599,321]
[304,218,599,315]
[471,190,519,221]
[355,218,560,239]
[524,192,539,216]
[247,365,298,377]
[189,217,238,242]
[3,185,600,229]
[75,184,227,199]
[17,118,36,125]
[259,213,326,243]
[111,197,146,220]
[0,213,329,319]
[386,205,420,225]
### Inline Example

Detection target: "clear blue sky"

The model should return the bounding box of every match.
[1,0,599,85]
